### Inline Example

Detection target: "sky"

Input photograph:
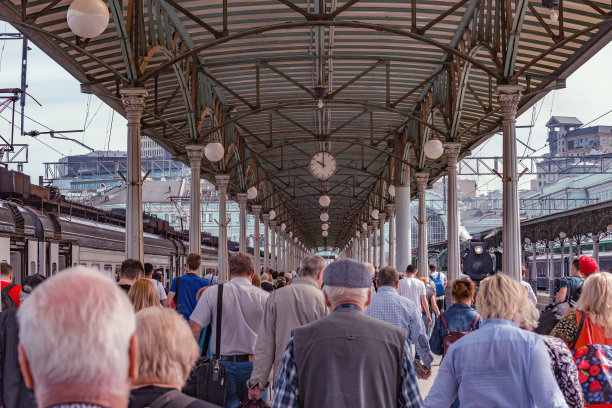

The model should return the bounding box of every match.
[0,23,611,192]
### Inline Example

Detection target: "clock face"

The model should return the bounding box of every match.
[309,151,338,180]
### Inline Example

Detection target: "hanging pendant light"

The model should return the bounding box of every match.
[321,223,329,231]
[269,210,276,220]
[205,142,225,162]
[424,139,444,160]
[319,195,331,207]
[281,223,287,231]
[246,186,258,200]
[322,231,328,237]
[320,212,329,222]
[388,184,396,197]
[67,0,110,39]
[371,209,379,220]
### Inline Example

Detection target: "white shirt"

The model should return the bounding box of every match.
[397,277,426,307]
[146,278,167,302]
[190,277,269,355]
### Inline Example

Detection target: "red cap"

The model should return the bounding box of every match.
[580,255,599,277]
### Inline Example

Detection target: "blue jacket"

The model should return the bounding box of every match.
[429,302,481,355]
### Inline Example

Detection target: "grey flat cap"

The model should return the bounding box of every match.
[323,258,372,288]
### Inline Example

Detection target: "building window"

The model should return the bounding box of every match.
[208,214,213,222]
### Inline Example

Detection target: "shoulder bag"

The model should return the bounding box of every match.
[183,284,227,406]
[535,279,583,335]
[571,311,612,407]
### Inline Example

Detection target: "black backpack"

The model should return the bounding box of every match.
[1,283,16,311]
[534,277,583,335]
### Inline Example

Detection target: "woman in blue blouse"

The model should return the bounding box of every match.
[429,279,480,356]
[424,273,567,408]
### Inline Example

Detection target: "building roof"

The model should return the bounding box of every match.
[546,116,584,127]
[2,1,611,250]
[88,180,186,206]
[566,126,612,138]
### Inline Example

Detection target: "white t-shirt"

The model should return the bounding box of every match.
[429,271,448,286]
[398,277,426,308]
[146,278,167,302]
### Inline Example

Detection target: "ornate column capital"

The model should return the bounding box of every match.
[120,88,148,122]
[372,220,379,229]
[269,219,277,229]
[276,226,282,234]
[236,192,248,207]
[262,213,270,225]
[414,172,430,193]
[251,205,262,217]
[186,145,205,169]
[215,174,230,191]
[379,213,386,224]
[496,84,523,120]
[386,204,396,216]
[355,230,361,237]
[367,225,373,234]
[443,142,462,167]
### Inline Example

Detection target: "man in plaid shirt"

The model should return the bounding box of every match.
[272,259,423,408]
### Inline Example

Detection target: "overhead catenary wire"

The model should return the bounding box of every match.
[0,111,64,155]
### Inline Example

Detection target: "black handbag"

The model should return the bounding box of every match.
[534,278,583,335]
[183,284,227,406]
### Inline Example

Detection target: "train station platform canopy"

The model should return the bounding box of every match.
[1,0,611,252]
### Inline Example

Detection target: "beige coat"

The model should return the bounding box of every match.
[248,277,327,388]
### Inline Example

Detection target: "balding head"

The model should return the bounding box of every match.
[17,267,137,407]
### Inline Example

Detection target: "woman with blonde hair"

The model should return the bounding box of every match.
[552,272,612,347]
[129,308,216,407]
[424,273,566,408]
[128,279,160,312]
[551,272,612,406]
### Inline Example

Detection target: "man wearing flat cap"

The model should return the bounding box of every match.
[272,258,423,408]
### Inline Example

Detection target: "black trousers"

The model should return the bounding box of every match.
[436,297,446,313]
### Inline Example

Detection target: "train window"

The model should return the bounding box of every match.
[30,261,35,274]
[104,264,112,273]
[51,263,57,275]
[91,264,100,270]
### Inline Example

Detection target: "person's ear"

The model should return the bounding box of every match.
[128,334,139,382]
[395,281,399,289]
[365,290,372,307]
[18,344,34,389]
[250,270,255,281]
[323,291,331,308]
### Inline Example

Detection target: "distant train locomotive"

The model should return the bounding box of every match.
[461,241,497,282]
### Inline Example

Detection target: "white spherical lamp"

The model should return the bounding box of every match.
[362,222,368,230]
[289,231,293,238]
[319,195,331,207]
[356,231,360,237]
[388,184,396,197]
[294,237,298,243]
[322,223,329,231]
[525,237,531,244]
[322,231,328,237]
[608,224,612,233]
[67,0,109,39]
[371,209,379,220]
[424,139,444,160]
[559,231,566,239]
[269,210,276,220]
[246,186,258,200]
[204,142,225,162]
[320,212,329,222]
[281,223,287,231]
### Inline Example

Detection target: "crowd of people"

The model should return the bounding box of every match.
[0,250,610,407]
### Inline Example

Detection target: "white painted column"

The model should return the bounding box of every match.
[120,88,147,261]
[252,205,262,274]
[497,84,523,281]
[560,237,566,277]
[593,233,600,266]
[415,172,429,278]
[353,233,360,261]
[262,214,270,271]
[395,166,412,271]
[186,145,204,256]
[379,213,386,266]
[215,174,230,283]
[372,220,379,267]
[387,204,396,268]
[569,237,574,260]
[270,220,277,270]
[531,241,538,291]
[443,142,461,284]
[366,225,374,264]
[276,226,283,271]
[237,193,248,253]
[546,241,552,296]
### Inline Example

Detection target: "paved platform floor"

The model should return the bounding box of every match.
[416,351,442,399]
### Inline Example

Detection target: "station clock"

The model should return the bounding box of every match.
[309,151,338,180]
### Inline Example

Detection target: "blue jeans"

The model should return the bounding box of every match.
[219,361,267,408]
[421,312,434,338]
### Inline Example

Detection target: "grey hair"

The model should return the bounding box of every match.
[18,267,135,398]
[300,255,326,278]
[322,285,370,306]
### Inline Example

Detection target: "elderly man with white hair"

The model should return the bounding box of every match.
[272,258,423,408]
[17,267,138,408]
